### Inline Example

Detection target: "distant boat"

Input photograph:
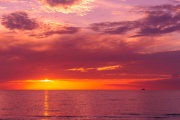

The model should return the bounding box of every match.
[141,88,146,90]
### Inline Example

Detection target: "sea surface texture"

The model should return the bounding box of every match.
[0,90,180,120]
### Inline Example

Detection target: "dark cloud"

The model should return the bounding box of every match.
[1,11,79,37]
[138,78,180,90]
[1,12,38,30]
[90,21,140,34]
[43,27,80,36]
[90,4,180,36]
[108,78,180,90]
[137,4,180,36]
[29,26,80,38]
[122,51,180,75]
[1,34,180,81]
[44,0,79,6]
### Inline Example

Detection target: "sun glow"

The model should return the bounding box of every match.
[41,78,53,83]
[1,79,133,90]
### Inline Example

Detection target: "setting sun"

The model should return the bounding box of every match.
[41,79,53,83]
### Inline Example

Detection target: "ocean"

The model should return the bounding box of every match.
[0,90,180,120]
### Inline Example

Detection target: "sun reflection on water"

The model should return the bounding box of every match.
[44,90,49,117]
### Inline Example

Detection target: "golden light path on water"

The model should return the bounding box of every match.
[44,90,49,118]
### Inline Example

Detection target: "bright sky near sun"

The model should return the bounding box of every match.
[0,0,180,90]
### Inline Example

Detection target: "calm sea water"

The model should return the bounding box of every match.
[0,90,180,120]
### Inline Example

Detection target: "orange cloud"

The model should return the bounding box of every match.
[67,68,93,72]
[39,0,94,15]
[67,65,121,72]
[97,65,121,71]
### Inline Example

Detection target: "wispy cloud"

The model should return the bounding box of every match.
[90,4,180,36]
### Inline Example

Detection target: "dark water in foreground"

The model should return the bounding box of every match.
[0,91,180,120]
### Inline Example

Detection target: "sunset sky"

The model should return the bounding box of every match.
[0,0,180,90]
